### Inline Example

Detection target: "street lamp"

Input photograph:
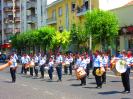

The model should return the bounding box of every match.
[89,0,92,51]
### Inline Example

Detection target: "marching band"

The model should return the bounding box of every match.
[0,50,133,94]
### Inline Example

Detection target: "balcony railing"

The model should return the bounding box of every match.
[4,28,13,34]
[14,28,20,33]
[27,0,36,10]
[14,17,21,23]
[15,6,20,12]
[46,17,57,25]
[76,5,89,16]
[4,7,13,12]
[27,15,37,24]
[4,18,13,23]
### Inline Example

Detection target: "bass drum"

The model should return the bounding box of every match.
[75,67,86,80]
[115,59,127,73]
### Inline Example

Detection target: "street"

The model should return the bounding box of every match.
[0,64,133,99]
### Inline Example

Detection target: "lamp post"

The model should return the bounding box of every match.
[89,0,92,52]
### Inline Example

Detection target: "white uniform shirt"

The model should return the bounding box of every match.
[56,55,63,63]
[93,55,103,67]
[39,58,46,66]
[102,56,109,67]
[10,58,17,68]
[76,57,81,66]
[86,57,90,64]
[49,61,54,67]
[69,56,73,63]
[34,56,39,63]
[65,57,70,64]
[79,59,87,69]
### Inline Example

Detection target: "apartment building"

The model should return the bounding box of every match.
[1,0,21,44]
[21,0,47,32]
[46,0,99,32]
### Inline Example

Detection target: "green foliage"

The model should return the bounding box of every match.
[51,30,71,50]
[85,9,119,50]
[11,26,70,53]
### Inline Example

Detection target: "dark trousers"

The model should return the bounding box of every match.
[102,67,106,83]
[30,67,33,76]
[69,63,72,75]
[56,64,62,81]
[10,68,16,82]
[80,76,86,85]
[93,67,102,87]
[48,67,53,80]
[40,65,45,78]
[21,64,24,74]
[121,68,130,91]
[34,63,39,77]
[24,64,28,75]
[64,66,68,74]
[86,64,90,77]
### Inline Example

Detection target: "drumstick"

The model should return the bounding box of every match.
[0,61,12,71]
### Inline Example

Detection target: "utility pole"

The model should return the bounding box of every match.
[89,0,92,51]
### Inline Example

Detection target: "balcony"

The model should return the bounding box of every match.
[14,28,20,33]
[4,18,13,23]
[27,15,37,24]
[27,0,36,10]
[4,28,13,34]
[14,17,21,23]
[4,7,13,12]
[14,6,20,12]
[76,6,89,16]
[46,17,57,25]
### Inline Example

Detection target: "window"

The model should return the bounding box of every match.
[52,10,56,18]
[71,3,75,12]
[58,7,62,16]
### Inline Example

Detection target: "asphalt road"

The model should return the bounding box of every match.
[0,64,133,99]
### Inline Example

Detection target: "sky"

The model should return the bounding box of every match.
[47,0,56,5]
[47,0,131,10]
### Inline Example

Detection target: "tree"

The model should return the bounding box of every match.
[51,30,71,53]
[85,9,119,51]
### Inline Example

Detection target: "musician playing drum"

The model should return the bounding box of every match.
[121,51,133,94]
[79,55,87,86]
[93,51,103,88]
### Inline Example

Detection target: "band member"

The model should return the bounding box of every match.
[102,52,109,84]
[21,54,25,74]
[55,53,63,82]
[85,55,90,78]
[93,51,103,88]
[79,55,87,86]
[121,51,132,94]
[9,55,17,83]
[63,54,68,75]
[48,57,54,80]
[34,54,39,77]
[39,57,46,78]
[22,54,29,75]
[68,53,73,75]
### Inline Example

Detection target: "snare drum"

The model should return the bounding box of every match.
[75,67,86,80]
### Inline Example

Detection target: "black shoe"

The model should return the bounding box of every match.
[96,86,102,89]
[122,91,130,94]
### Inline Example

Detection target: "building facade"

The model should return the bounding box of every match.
[21,0,47,32]
[1,0,21,44]
[112,1,133,51]
[46,0,100,32]
[0,0,2,44]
